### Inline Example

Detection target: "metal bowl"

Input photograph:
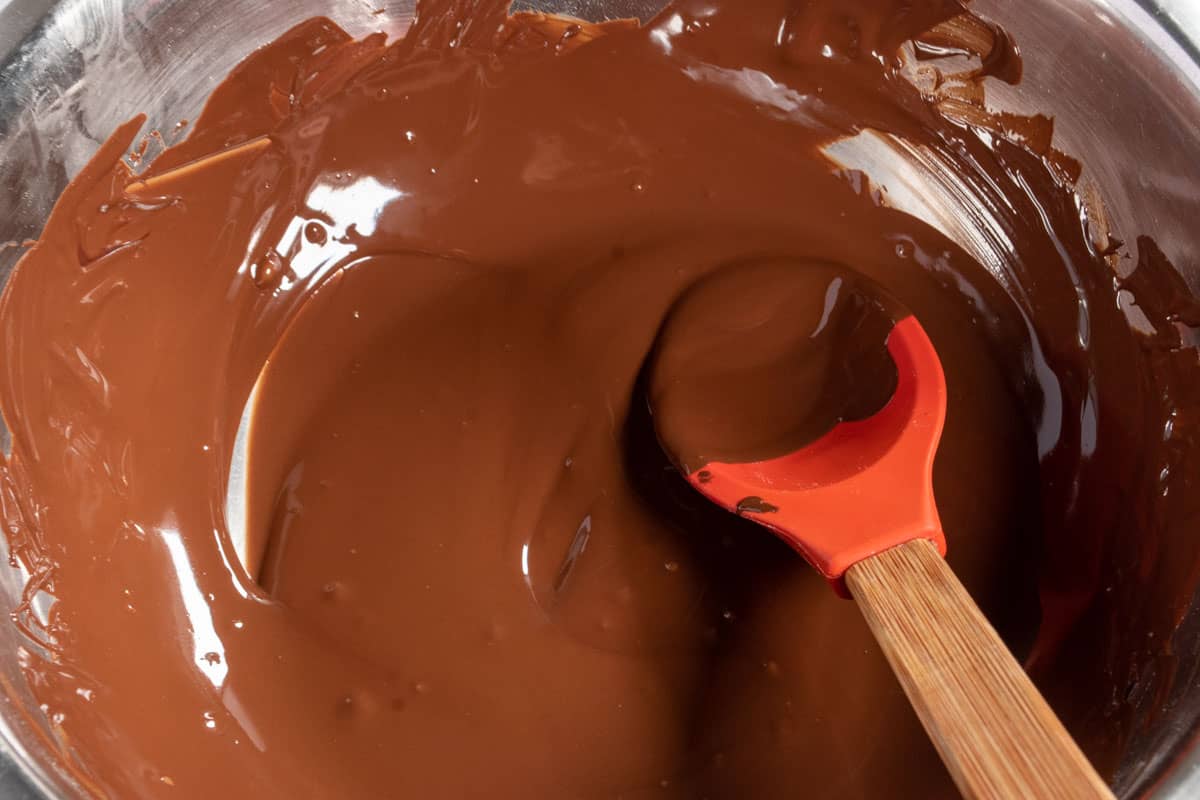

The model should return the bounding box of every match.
[0,0,1197,796]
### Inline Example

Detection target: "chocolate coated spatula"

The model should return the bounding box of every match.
[672,315,1115,800]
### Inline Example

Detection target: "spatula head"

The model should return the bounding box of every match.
[686,315,947,590]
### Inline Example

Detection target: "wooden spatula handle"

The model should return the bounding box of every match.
[845,539,1115,800]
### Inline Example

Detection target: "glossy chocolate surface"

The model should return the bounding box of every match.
[0,1,1197,796]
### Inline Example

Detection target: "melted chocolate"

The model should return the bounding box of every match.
[0,1,1197,797]
[648,260,900,473]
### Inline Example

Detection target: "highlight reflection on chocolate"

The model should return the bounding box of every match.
[0,1,1197,797]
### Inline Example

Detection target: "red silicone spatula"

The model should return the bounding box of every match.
[681,315,1115,800]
